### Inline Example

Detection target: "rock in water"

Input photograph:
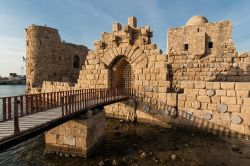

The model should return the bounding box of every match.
[140,152,147,159]
[171,154,177,160]
[98,161,105,166]
[112,159,118,165]
[231,144,239,152]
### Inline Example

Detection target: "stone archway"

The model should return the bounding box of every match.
[109,56,134,90]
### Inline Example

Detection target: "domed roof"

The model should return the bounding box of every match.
[186,15,208,26]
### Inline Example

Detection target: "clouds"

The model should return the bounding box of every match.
[67,0,116,24]
[0,0,250,76]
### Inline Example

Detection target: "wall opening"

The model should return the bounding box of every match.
[110,56,134,90]
[184,44,189,51]
[73,55,80,69]
[208,42,213,48]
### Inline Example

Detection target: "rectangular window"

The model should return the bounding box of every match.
[184,44,189,51]
[208,42,213,48]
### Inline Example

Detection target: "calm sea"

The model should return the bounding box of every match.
[0,85,25,119]
[0,85,25,98]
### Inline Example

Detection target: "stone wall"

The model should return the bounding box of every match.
[27,16,250,137]
[45,111,106,157]
[72,17,171,102]
[104,97,176,128]
[26,25,88,93]
[178,81,250,136]
[40,81,75,93]
[167,17,250,88]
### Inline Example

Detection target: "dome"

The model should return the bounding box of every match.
[186,15,208,26]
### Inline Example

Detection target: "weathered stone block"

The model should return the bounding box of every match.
[128,16,137,27]
[159,81,170,87]
[64,135,76,146]
[212,82,221,89]
[220,113,231,122]
[217,104,228,113]
[206,89,215,97]
[158,87,167,93]
[235,82,250,90]
[178,100,185,108]
[155,61,165,68]
[181,81,194,89]
[228,105,241,113]
[204,112,213,120]
[184,89,199,95]
[208,104,217,111]
[192,101,201,109]
[231,115,243,125]
[197,96,211,103]
[221,96,237,105]
[167,93,177,106]
[112,23,122,32]
[45,133,57,144]
[195,81,206,89]
[205,82,213,89]
[243,98,250,106]
[199,89,206,96]
[221,82,235,90]
[211,96,221,104]
[201,102,208,109]
[178,94,187,101]
[236,90,249,97]
[230,124,245,134]
[215,90,226,96]
[187,94,197,101]
[227,90,236,97]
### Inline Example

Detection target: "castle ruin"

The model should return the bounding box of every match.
[26,16,250,136]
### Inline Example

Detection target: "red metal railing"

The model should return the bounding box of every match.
[60,88,127,116]
[1,90,77,122]
[0,87,176,136]
[0,88,130,135]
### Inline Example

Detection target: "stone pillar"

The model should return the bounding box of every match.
[128,16,137,28]
[112,23,122,32]
[44,110,106,157]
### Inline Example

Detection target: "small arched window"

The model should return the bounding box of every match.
[73,55,80,69]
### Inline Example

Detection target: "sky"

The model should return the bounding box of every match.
[0,0,250,77]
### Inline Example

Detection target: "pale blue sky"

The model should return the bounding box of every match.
[0,0,250,76]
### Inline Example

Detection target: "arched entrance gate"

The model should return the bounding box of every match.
[109,56,134,91]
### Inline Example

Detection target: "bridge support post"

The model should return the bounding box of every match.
[44,109,106,157]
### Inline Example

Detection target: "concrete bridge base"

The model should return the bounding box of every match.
[44,110,106,157]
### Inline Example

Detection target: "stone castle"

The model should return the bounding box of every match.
[26,16,250,136]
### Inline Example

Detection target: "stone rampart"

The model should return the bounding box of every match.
[178,81,250,136]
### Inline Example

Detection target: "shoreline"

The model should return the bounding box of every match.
[0,80,25,85]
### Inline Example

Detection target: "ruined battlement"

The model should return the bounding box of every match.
[94,16,156,51]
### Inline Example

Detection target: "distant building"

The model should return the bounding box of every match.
[9,73,18,80]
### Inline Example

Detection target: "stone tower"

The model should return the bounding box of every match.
[167,15,237,87]
[25,25,88,93]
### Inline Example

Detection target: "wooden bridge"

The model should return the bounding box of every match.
[0,88,131,152]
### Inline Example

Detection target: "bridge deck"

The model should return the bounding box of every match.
[0,88,131,152]
[0,107,61,140]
